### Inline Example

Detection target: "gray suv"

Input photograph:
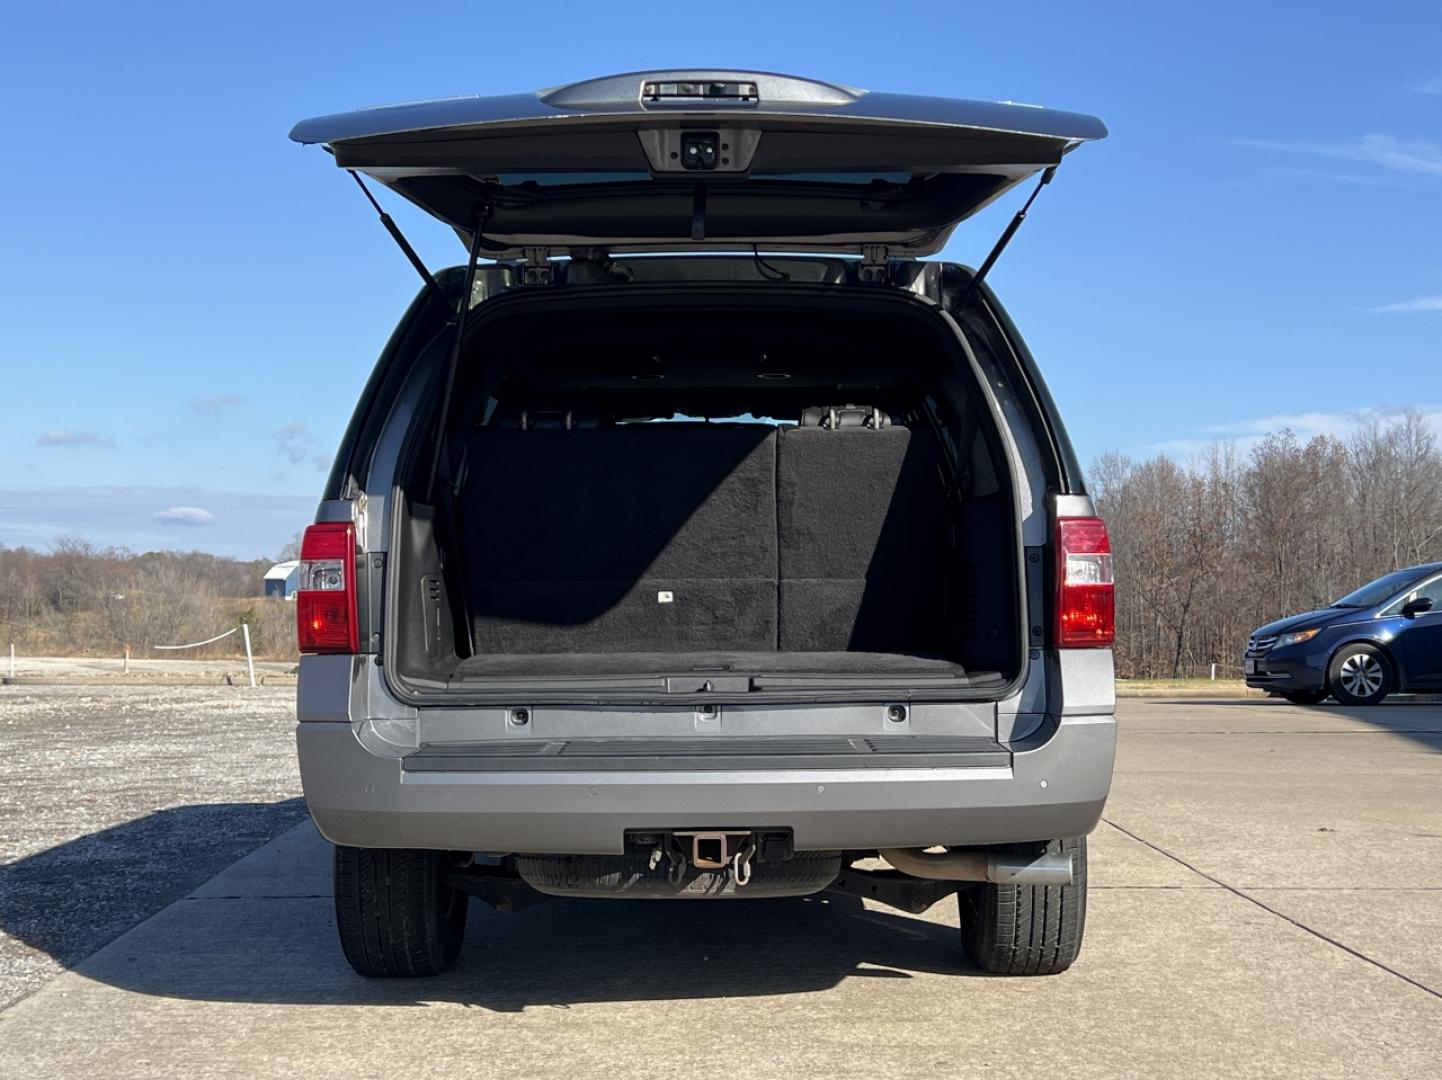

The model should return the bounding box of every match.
[290,70,1116,979]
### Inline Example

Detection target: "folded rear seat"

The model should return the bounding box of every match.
[458,407,949,660]
[458,422,778,654]
[776,407,948,653]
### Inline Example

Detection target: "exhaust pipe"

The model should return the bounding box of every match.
[878,847,1074,886]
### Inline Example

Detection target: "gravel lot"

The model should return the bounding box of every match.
[2,655,297,683]
[0,684,303,1008]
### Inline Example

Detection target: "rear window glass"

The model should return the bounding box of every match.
[622,413,785,425]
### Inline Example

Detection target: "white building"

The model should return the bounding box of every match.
[264,560,301,600]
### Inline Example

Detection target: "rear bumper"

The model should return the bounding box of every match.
[297,714,1116,854]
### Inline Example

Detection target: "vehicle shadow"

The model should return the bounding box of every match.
[5,810,985,1010]
[0,799,309,1004]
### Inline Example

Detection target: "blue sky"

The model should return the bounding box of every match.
[2,2,1439,558]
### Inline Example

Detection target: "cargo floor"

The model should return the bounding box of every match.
[447,651,968,679]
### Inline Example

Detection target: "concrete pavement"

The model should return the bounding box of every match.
[3,699,1440,1079]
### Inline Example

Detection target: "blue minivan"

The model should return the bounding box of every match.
[1244,563,1442,705]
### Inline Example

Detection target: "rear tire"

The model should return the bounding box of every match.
[1327,643,1392,707]
[334,846,469,977]
[958,837,1087,975]
[1280,690,1328,706]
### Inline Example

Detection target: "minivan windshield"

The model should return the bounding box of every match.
[1330,570,1424,609]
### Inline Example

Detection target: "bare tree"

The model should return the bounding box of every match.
[1094,412,1442,679]
[274,532,304,563]
[0,537,290,658]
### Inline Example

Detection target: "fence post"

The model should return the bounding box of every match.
[8,643,13,679]
[1210,662,1217,681]
[241,623,256,688]
[124,643,131,675]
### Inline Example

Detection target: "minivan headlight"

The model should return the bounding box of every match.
[1278,628,1321,647]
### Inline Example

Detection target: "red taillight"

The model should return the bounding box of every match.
[296,522,359,654]
[1055,516,1115,648]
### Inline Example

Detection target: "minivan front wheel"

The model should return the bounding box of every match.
[958,836,1086,975]
[334,846,469,977]
[1328,644,1392,706]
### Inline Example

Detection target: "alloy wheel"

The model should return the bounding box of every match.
[1338,652,1385,699]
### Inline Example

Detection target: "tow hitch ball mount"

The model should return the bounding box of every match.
[669,831,756,885]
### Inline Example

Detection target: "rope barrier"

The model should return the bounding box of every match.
[153,626,241,650]
[153,624,256,687]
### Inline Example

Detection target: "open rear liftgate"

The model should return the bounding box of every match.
[296,72,1102,913]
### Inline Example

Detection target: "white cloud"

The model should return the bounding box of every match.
[1369,294,1442,313]
[274,421,315,466]
[271,421,330,473]
[35,429,116,448]
[1153,406,1442,458]
[189,394,243,415]
[1267,165,1401,188]
[1234,134,1442,178]
[0,486,315,559]
[152,506,216,526]
[1411,73,1442,95]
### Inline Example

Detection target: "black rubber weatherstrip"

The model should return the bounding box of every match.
[403,734,1009,773]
